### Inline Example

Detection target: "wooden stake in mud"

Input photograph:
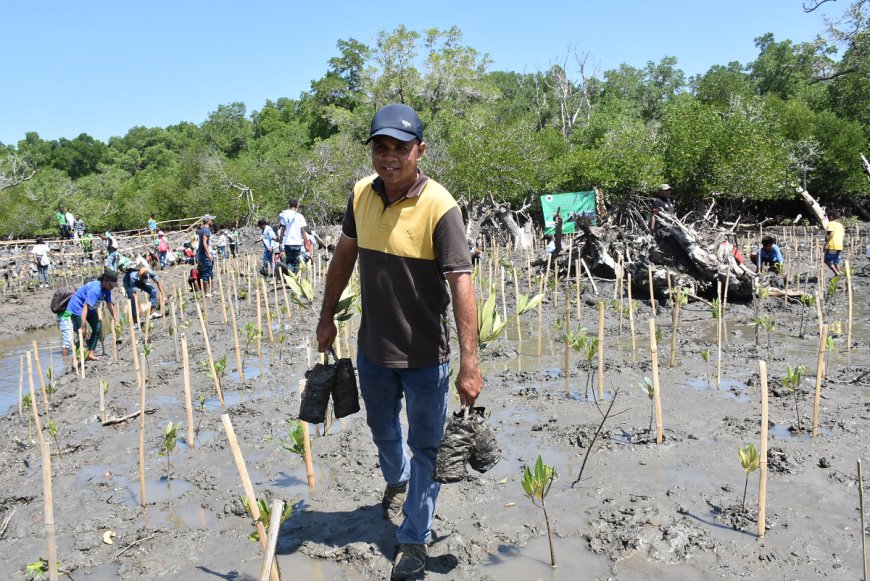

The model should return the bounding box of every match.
[18,354,24,418]
[649,319,663,445]
[27,352,45,445]
[564,290,571,383]
[580,258,598,295]
[259,498,284,581]
[298,379,317,492]
[575,260,582,322]
[227,282,245,383]
[537,255,551,357]
[597,302,605,401]
[256,283,264,372]
[717,281,723,390]
[216,263,228,325]
[32,340,50,414]
[758,359,769,539]
[40,441,59,581]
[109,310,118,363]
[859,459,868,581]
[126,302,147,508]
[195,302,225,407]
[78,328,86,380]
[812,324,828,439]
[627,273,636,352]
[261,279,274,343]
[647,264,656,317]
[846,259,853,352]
[669,286,682,368]
[181,335,196,449]
[219,414,281,581]
[170,299,180,362]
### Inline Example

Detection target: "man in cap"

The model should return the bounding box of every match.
[198,215,215,297]
[649,183,675,230]
[123,256,166,323]
[316,104,483,580]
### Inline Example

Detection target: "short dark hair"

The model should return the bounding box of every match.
[827,209,839,219]
[761,235,775,246]
[36,236,44,244]
[289,199,299,209]
[99,270,118,284]
[257,218,267,227]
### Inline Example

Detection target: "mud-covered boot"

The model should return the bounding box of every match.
[382,481,408,521]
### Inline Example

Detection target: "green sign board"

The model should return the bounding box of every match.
[540,191,596,234]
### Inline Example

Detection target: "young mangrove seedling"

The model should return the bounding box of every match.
[750,315,776,356]
[782,364,807,433]
[243,322,260,355]
[241,496,293,541]
[25,558,63,580]
[798,293,816,338]
[195,395,207,439]
[47,419,62,458]
[142,342,153,381]
[521,455,558,568]
[738,443,760,512]
[159,421,180,484]
[278,419,305,456]
[45,365,56,401]
[700,348,711,387]
[640,377,655,432]
[711,298,721,321]
[22,393,33,443]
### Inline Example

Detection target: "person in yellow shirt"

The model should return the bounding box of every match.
[824,209,845,275]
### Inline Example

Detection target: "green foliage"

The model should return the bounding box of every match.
[160,421,180,483]
[26,558,63,580]
[782,364,807,433]
[738,442,760,512]
[241,496,293,542]
[521,454,557,505]
[278,420,306,456]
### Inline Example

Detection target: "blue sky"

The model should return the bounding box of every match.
[2,0,840,145]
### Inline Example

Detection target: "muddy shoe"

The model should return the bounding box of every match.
[382,481,408,521]
[390,543,427,580]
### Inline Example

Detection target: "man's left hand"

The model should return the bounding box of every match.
[455,362,483,408]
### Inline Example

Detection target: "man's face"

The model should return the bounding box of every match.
[371,135,425,190]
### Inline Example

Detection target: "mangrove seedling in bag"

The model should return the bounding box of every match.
[160,421,180,484]
[738,443,760,512]
[521,455,558,568]
[241,496,293,541]
[782,365,807,433]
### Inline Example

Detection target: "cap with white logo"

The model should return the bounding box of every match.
[366,104,424,143]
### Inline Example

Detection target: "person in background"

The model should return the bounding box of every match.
[103,231,120,271]
[66,271,119,361]
[148,214,157,235]
[32,236,51,288]
[649,184,675,230]
[81,231,95,261]
[65,208,75,239]
[257,218,277,276]
[198,215,216,297]
[157,231,170,269]
[229,225,240,258]
[751,235,783,272]
[123,256,166,323]
[468,238,482,265]
[73,214,85,241]
[216,229,229,260]
[278,199,310,273]
[56,208,67,239]
[824,209,845,276]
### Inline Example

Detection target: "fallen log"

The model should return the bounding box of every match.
[100,409,156,426]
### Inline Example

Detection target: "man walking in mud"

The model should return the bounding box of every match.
[316,103,483,580]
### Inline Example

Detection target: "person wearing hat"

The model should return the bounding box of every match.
[649,183,675,230]
[103,231,120,271]
[198,215,215,297]
[316,103,483,580]
[123,256,166,323]
[66,271,119,361]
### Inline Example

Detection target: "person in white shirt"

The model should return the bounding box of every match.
[64,208,75,239]
[32,236,51,288]
[277,199,310,273]
[257,218,277,276]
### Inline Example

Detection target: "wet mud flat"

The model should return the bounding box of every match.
[0,241,868,580]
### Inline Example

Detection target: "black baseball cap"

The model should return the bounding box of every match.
[366,104,423,143]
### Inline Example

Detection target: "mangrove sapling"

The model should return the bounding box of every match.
[521,455,558,568]
[751,315,776,357]
[241,496,292,542]
[275,333,288,362]
[198,355,227,383]
[782,365,807,433]
[278,420,305,456]
[25,558,63,580]
[47,419,62,458]
[825,275,840,316]
[243,322,260,355]
[142,342,153,382]
[159,421,180,484]
[22,393,33,443]
[738,443,760,513]
[194,395,207,439]
[44,366,56,402]
[640,377,655,432]
[700,348,711,387]
[711,298,721,321]
[799,293,816,338]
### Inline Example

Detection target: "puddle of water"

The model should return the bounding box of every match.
[70,563,122,580]
[769,425,832,440]
[148,502,218,530]
[228,365,262,381]
[482,535,611,579]
[123,478,196,506]
[178,429,218,449]
[0,327,65,415]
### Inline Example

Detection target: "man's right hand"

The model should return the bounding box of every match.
[316,317,336,353]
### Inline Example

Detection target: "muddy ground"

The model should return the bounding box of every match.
[0,228,868,580]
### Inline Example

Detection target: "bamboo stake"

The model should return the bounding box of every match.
[216,263,228,325]
[597,302,605,401]
[669,286,682,368]
[575,260,582,322]
[272,271,282,328]
[144,304,151,345]
[219,414,281,581]
[564,289,570,383]
[32,340,50,415]
[649,319,663,445]
[40,441,59,581]
[580,258,598,295]
[648,264,656,317]
[758,359,769,538]
[859,459,868,581]
[227,281,245,382]
[99,377,105,416]
[812,324,828,439]
[537,255,550,357]
[717,281,723,390]
[109,311,118,363]
[261,279,274,343]
[195,302,225,406]
[181,335,195,449]
[298,379,316,491]
[258,499,284,581]
[27,352,44,445]
[256,283,264,372]
[126,301,146,508]
[846,259,853,352]
[815,289,824,336]
[78,328,86,380]
[170,299,180,362]
[18,354,24,418]
[627,273,636,352]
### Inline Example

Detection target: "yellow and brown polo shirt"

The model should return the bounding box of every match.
[341,172,471,368]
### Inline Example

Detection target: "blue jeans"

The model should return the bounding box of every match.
[262,247,273,275]
[356,350,449,545]
[198,254,213,281]
[123,271,158,322]
[106,251,119,271]
[158,250,168,269]
[37,264,49,284]
[284,245,302,272]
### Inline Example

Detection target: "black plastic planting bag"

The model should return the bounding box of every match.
[468,408,501,473]
[433,409,476,483]
[332,357,360,419]
[299,361,335,424]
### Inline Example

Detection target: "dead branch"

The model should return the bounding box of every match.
[100,409,156,426]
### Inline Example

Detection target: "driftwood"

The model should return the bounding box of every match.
[862,153,870,182]
[796,186,828,228]
[100,409,156,426]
